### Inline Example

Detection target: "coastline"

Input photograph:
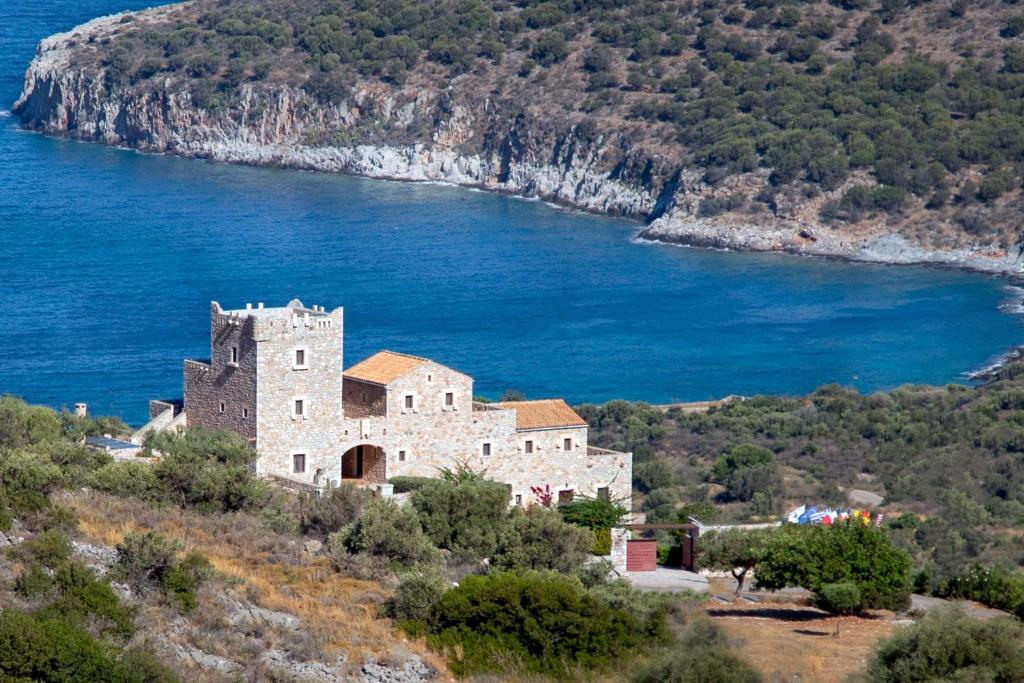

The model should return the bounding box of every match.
[13,9,1024,280]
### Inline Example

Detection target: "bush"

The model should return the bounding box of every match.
[865,606,1024,682]
[412,479,511,560]
[43,562,136,640]
[388,476,436,494]
[0,609,175,682]
[712,444,782,503]
[113,531,209,612]
[386,568,448,624]
[299,484,372,539]
[89,461,159,499]
[148,427,268,512]
[634,460,674,493]
[9,528,73,568]
[937,565,1024,619]
[113,531,179,592]
[492,506,593,572]
[334,498,440,568]
[161,551,211,612]
[817,582,862,631]
[427,572,644,677]
[0,396,63,449]
[592,527,612,555]
[757,524,911,611]
[632,618,761,683]
[559,496,629,530]
[0,450,65,514]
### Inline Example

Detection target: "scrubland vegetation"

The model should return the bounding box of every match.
[4,378,1024,680]
[59,0,1024,247]
[584,362,1024,617]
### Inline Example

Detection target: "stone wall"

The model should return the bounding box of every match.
[384,360,473,418]
[148,398,182,421]
[342,378,386,418]
[254,303,345,481]
[322,408,630,507]
[183,305,257,442]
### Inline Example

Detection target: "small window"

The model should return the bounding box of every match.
[295,349,306,367]
[230,345,239,364]
[445,392,454,407]
[515,494,523,506]
[404,395,414,410]
[558,489,574,504]
[427,374,432,383]
[242,407,249,419]
[398,449,407,462]
[294,399,305,417]
[524,440,534,454]
[219,401,225,414]
[597,487,610,501]
[481,442,491,457]
[563,437,573,451]
[293,453,306,474]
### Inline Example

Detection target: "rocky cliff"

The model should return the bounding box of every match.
[15,7,1024,275]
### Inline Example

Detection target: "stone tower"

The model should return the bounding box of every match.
[183,300,344,477]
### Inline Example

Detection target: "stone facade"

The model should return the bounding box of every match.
[163,300,631,507]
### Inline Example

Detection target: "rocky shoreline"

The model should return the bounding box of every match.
[13,10,1024,277]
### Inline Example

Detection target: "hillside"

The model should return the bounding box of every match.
[583,362,1024,584]
[14,0,1024,273]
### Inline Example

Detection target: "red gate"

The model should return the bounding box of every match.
[625,539,657,572]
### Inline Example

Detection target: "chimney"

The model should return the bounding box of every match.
[246,303,252,310]
[257,302,264,309]
[74,402,87,418]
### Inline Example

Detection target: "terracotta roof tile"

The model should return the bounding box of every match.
[343,351,427,385]
[494,399,587,431]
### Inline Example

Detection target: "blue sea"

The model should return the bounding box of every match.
[2,0,1023,425]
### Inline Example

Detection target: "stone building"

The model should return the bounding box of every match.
[145,300,631,506]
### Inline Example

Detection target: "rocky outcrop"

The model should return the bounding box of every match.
[15,10,1024,276]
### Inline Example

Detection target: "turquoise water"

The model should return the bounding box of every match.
[2,1,1023,425]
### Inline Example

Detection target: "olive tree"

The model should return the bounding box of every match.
[696,527,775,597]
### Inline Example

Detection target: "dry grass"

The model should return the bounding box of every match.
[706,602,895,683]
[60,490,449,676]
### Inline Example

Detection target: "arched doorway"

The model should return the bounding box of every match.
[341,444,386,483]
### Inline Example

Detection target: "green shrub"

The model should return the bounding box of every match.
[866,606,1024,682]
[161,551,211,612]
[44,561,136,640]
[89,460,159,499]
[14,563,54,597]
[299,484,372,539]
[492,505,593,572]
[388,476,437,493]
[427,572,644,677]
[149,427,268,512]
[817,582,862,632]
[0,450,64,514]
[334,498,440,568]
[386,568,448,624]
[592,527,612,556]
[9,528,73,568]
[0,609,171,682]
[756,524,911,611]
[114,531,180,592]
[411,479,511,560]
[937,565,1024,619]
[558,496,629,529]
[632,618,761,683]
[0,396,63,449]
